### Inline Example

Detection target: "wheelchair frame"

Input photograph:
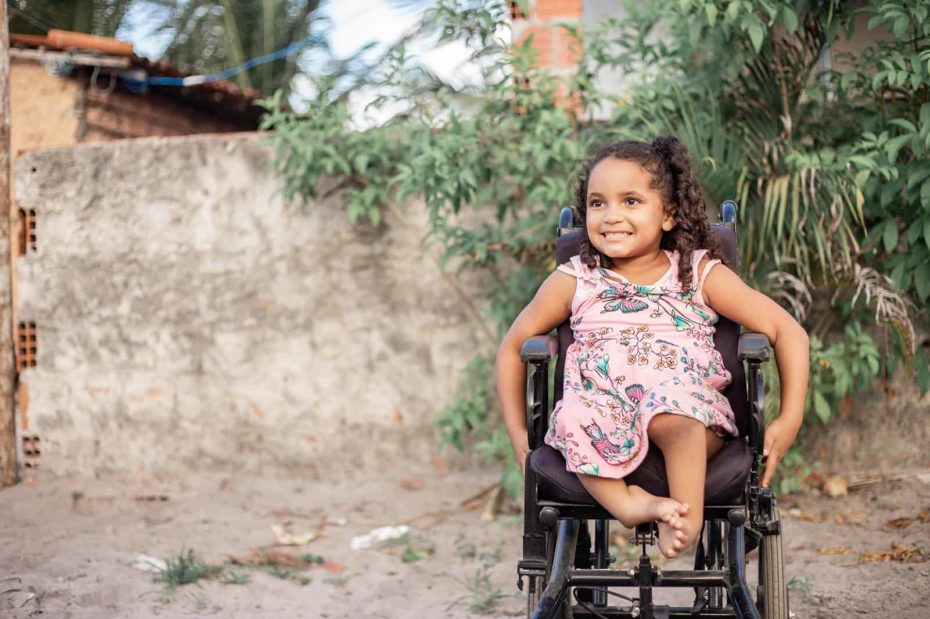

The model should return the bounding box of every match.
[516,203,788,619]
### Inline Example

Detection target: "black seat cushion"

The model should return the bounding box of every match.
[530,440,751,506]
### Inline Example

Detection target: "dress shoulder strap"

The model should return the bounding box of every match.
[556,255,596,282]
[690,249,722,295]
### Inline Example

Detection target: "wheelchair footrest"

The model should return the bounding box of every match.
[633,523,657,547]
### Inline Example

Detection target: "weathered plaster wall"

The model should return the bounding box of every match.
[10,59,81,156]
[13,133,490,477]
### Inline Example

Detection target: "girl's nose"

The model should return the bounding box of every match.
[603,203,624,223]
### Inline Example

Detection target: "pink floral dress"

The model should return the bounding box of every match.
[544,249,738,478]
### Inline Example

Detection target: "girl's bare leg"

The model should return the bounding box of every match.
[576,474,689,552]
[647,414,723,558]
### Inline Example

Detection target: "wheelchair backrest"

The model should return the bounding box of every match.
[553,221,751,438]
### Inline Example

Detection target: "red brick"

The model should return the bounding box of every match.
[516,25,552,67]
[554,82,583,116]
[536,0,582,19]
[550,26,581,67]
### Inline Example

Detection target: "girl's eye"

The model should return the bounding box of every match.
[589,199,605,208]
[625,198,640,206]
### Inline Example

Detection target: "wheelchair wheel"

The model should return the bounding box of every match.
[758,509,788,618]
[526,528,572,619]
[526,528,554,618]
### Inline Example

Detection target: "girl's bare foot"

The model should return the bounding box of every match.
[659,512,703,558]
[621,486,692,558]
[624,485,688,526]
[657,518,688,558]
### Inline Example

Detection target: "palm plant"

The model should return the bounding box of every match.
[9,0,135,37]
[605,3,913,346]
[145,0,322,97]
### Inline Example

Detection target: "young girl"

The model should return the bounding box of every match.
[496,137,809,559]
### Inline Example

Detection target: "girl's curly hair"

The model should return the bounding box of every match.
[574,136,726,291]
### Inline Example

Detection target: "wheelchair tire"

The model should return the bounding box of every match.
[759,509,788,618]
[527,529,571,619]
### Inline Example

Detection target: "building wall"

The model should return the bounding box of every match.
[512,0,583,73]
[12,133,489,477]
[11,58,252,151]
[10,59,82,156]
[82,88,246,141]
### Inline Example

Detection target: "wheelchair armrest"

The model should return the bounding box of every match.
[739,333,770,462]
[521,335,558,449]
[738,332,771,363]
[520,335,558,363]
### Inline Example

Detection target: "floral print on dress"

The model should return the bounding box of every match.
[544,249,738,479]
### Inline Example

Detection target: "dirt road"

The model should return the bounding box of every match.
[2,466,928,618]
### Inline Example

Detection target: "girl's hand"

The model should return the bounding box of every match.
[761,415,801,488]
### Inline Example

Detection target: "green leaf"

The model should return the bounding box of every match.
[812,391,831,423]
[906,164,930,190]
[890,260,907,288]
[916,261,930,301]
[907,218,922,243]
[782,7,798,33]
[880,181,899,207]
[889,118,917,133]
[883,220,899,253]
[886,133,912,164]
[747,20,764,52]
[916,347,930,396]
[726,0,741,21]
[925,218,930,251]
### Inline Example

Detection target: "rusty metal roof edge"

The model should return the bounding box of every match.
[10,30,261,109]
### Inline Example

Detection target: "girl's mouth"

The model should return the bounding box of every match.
[603,232,633,239]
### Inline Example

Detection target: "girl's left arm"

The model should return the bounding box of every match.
[702,263,810,488]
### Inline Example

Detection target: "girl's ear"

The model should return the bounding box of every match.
[661,213,676,232]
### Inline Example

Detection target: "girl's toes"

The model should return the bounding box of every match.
[677,503,690,516]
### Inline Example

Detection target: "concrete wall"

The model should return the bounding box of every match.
[13,133,490,477]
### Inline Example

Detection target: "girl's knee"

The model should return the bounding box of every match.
[648,413,704,446]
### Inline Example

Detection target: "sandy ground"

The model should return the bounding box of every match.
[2,465,929,619]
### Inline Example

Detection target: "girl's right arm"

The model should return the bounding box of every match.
[496,270,577,471]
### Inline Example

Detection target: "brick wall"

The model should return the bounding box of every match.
[511,0,583,71]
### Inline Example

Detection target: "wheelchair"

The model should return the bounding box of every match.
[517,202,788,619]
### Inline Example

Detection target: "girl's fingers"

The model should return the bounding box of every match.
[762,449,780,487]
[763,435,775,457]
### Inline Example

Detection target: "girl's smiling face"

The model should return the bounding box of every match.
[585,157,676,262]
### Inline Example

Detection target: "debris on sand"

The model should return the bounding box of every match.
[858,543,927,564]
[822,476,848,498]
[350,525,410,550]
[230,549,345,573]
[132,554,168,573]
[271,523,322,546]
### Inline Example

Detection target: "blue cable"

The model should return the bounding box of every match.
[121,32,324,91]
